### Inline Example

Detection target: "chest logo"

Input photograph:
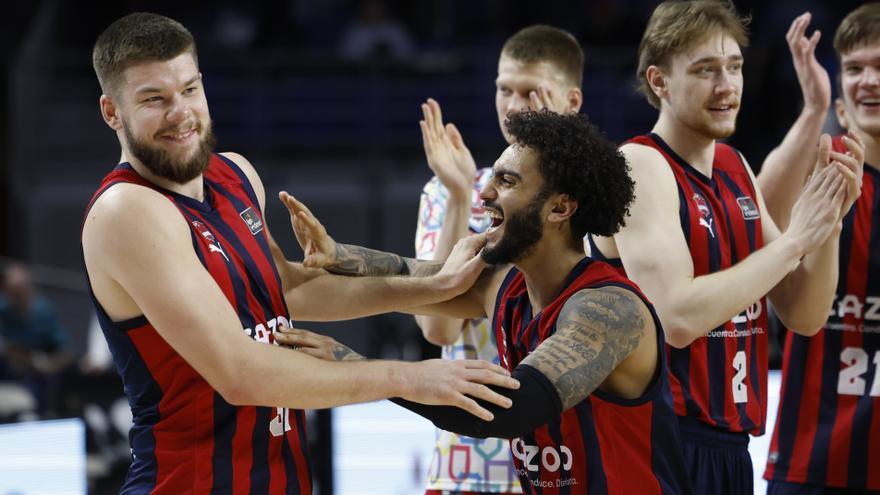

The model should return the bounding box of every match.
[240,207,264,235]
[692,193,715,238]
[192,220,230,262]
[736,196,760,220]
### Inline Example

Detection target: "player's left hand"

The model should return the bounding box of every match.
[786,12,831,115]
[275,326,364,361]
[279,191,337,269]
[435,233,488,295]
[529,84,563,113]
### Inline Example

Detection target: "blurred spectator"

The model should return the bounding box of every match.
[0,262,71,415]
[339,0,415,63]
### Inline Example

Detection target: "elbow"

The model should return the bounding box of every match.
[659,313,699,349]
[778,312,824,338]
[416,317,462,346]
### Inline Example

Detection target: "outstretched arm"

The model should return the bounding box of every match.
[287,286,655,439]
[224,153,487,322]
[82,183,517,419]
[413,98,480,345]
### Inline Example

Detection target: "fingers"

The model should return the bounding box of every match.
[842,132,866,166]
[454,395,494,422]
[786,12,810,52]
[428,98,444,132]
[446,123,464,149]
[814,133,832,172]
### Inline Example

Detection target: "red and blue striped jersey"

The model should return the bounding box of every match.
[593,133,768,435]
[765,135,880,490]
[493,257,693,494]
[84,155,312,494]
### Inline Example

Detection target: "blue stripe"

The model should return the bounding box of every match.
[210,394,236,494]
[250,407,271,494]
[576,402,608,494]
[214,153,264,213]
[89,293,161,492]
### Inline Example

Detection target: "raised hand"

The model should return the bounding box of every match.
[528,84,563,113]
[829,132,865,220]
[420,98,477,199]
[786,135,847,254]
[787,12,831,114]
[279,191,337,269]
[401,359,519,421]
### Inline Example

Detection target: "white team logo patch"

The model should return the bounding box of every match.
[736,196,760,220]
[240,207,264,235]
[692,193,715,238]
[191,220,230,262]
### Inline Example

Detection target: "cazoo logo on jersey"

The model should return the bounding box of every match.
[244,315,290,344]
[511,438,573,473]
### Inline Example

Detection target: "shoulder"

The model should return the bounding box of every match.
[559,286,651,335]
[83,183,190,261]
[219,151,266,208]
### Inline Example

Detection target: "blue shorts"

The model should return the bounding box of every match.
[767,480,880,495]
[678,416,752,495]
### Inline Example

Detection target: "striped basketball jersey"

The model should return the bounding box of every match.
[765,136,880,490]
[493,257,693,495]
[84,155,312,494]
[591,133,768,435]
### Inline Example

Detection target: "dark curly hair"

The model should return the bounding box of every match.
[504,110,634,246]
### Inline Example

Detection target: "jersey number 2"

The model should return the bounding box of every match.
[732,350,748,404]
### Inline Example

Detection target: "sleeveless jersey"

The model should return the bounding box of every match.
[83,155,311,494]
[416,168,521,493]
[591,133,768,435]
[765,136,880,490]
[493,257,693,494]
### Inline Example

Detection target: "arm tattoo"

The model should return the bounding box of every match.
[332,342,365,361]
[329,243,442,277]
[521,287,647,411]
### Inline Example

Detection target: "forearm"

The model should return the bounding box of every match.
[757,107,826,229]
[416,192,471,345]
[287,272,458,322]
[391,364,561,439]
[329,243,441,277]
[654,235,805,347]
[227,340,408,409]
[770,226,840,335]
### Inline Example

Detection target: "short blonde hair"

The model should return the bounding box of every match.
[636,0,750,109]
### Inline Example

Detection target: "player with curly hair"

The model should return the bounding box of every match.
[277,110,694,495]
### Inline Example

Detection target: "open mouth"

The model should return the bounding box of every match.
[858,97,880,109]
[486,207,504,234]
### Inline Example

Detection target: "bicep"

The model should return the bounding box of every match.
[520,287,649,411]
[613,145,695,296]
[83,189,250,387]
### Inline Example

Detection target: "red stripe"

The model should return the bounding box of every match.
[231,406,254,492]
[591,397,661,495]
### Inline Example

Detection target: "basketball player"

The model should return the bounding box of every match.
[759,6,880,494]
[414,25,583,495]
[81,13,518,493]
[586,1,864,494]
[278,110,695,494]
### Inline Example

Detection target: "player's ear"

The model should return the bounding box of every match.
[100,95,123,131]
[547,193,577,224]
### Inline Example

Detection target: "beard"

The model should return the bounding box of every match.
[124,120,216,184]
[480,191,547,265]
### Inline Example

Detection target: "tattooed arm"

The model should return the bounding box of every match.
[389,286,658,438]
[328,243,442,277]
[521,286,656,410]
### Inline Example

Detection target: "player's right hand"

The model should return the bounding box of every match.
[786,12,831,114]
[420,98,477,199]
[401,359,519,421]
[279,191,337,269]
[435,233,488,295]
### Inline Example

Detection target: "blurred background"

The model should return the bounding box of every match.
[0,0,866,493]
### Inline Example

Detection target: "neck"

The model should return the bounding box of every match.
[122,150,205,201]
[652,112,717,177]
[515,239,585,313]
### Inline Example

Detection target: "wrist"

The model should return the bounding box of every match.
[388,361,413,398]
[802,103,829,121]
